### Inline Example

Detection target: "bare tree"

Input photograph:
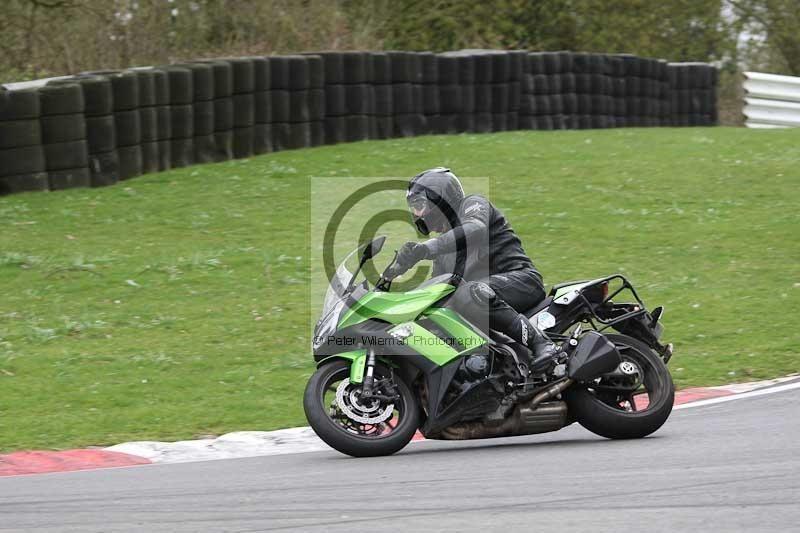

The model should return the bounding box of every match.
[728,0,800,74]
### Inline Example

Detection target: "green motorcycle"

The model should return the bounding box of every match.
[304,237,675,457]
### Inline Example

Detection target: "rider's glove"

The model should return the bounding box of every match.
[386,241,430,279]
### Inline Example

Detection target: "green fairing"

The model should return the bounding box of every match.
[423,307,487,351]
[389,322,461,366]
[338,283,455,329]
[315,350,397,384]
[349,352,366,383]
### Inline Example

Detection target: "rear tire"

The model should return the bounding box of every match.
[304,360,420,457]
[566,333,674,439]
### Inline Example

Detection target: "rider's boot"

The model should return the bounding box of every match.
[518,315,563,371]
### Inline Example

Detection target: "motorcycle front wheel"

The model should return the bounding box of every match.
[303,360,420,457]
[566,333,674,439]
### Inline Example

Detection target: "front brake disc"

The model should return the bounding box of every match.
[335,378,394,425]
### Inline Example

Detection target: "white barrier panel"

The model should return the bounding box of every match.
[743,97,800,128]
[743,71,800,128]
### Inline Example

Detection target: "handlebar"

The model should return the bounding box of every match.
[375,250,463,293]
[447,273,464,287]
[375,251,399,292]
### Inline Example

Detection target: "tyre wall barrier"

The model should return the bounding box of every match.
[0,50,718,196]
[667,62,718,127]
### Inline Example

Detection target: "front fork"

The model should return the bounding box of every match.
[343,349,376,395]
[350,349,398,402]
[360,350,377,398]
[316,349,392,398]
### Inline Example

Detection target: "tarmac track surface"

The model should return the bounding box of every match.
[1,386,798,532]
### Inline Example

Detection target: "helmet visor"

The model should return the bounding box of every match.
[406,193,430,217]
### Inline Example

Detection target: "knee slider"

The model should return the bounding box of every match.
[469,282,496,305]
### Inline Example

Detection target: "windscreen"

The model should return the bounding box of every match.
[320,244,363,318]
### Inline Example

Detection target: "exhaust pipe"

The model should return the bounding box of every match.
[528,378,574,410]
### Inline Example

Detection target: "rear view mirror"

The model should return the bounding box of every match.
[362,236,385,261]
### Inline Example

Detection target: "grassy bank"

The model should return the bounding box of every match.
[1,127,798,451]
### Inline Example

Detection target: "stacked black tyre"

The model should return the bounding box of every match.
[521,51,566,130]
[251,56,273,154]
[419,52,439,134]
[507,51,525,130]
[572,52,614,129]
[200,60,233,162]
[177,63,215,164]
[163,66,194,169]
[303,55,326,147]
[471,51,495,133]
[432,53,458,134]
[390,51,426,137]
[653,59,672,126]
[73,75,119,186]
[0,87,47,194]
[601,53,629,128]
[668,62,718,126]
[85,71,144,180]
[489,51,511,132]
[282,55,316,149]
[327,52,375,144]
[609,55,629,127]
[270,56,292,150]
[319,52,357,143]
[319,52,344,144]
[228,58,255,158]
[152,69,172,171]
[618,55,667,127]
[655,60,671,126]
[435,51,476,133]
[371,52,394,139]
[39,81,90,189]
[130,69,161,173]
[481,50,525,132]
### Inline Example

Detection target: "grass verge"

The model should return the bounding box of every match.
[1,127,798,451]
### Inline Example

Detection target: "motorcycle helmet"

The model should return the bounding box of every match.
[406,167,465,235]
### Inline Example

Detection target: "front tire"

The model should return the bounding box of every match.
[566,333,674,439]
[304,360,420,457]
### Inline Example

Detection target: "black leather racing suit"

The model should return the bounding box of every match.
[423,194,546,342]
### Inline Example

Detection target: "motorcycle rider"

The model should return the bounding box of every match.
[386,167,562,369]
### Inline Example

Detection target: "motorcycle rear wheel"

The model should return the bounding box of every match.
[566,333,674,439]
[304,360,420,457]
